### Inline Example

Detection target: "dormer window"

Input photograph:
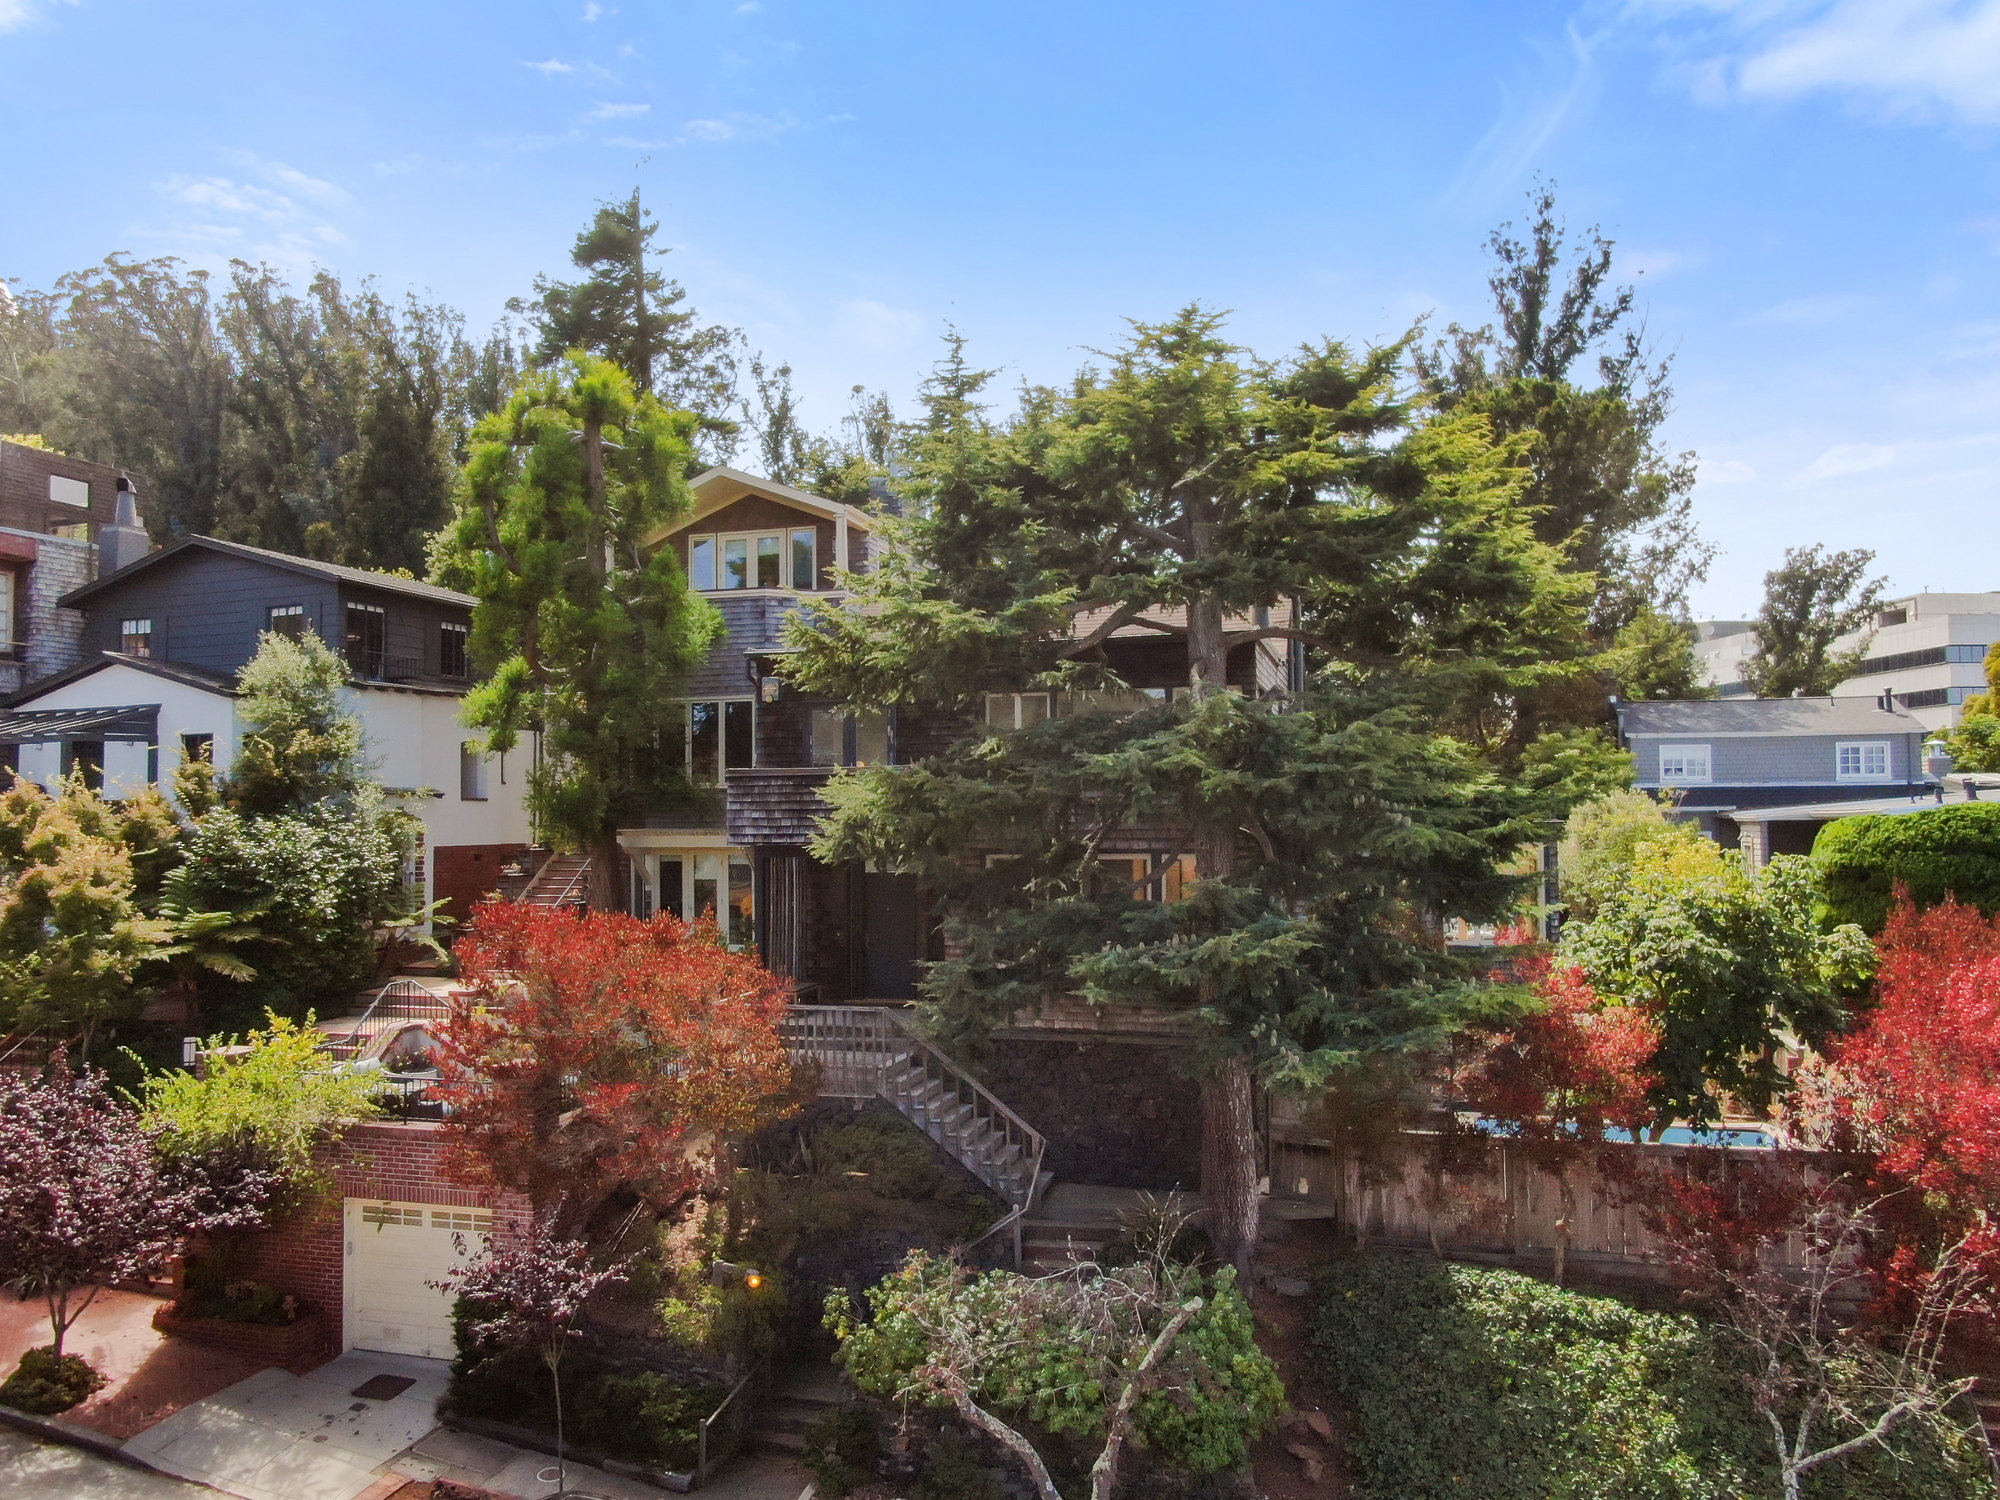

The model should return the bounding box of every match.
[120,617,153,658]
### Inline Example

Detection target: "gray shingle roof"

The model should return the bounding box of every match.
[61,535,476,610]
[1618,697,1927,737]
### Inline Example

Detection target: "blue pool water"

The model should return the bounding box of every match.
[1472,1118,1776,1150]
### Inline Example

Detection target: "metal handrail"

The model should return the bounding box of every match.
[696,1361,764,1485]
[892,1026,1045,1166]
[963,1135,1047,1267]
[324,978,449,1061]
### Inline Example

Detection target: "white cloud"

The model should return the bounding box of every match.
[580,1,611,18]
[524,58,575,75]
[677,110,796,144]
[217,151,352,210]
[735,1,761,12]
[1442,22,1601,206]
[836,298,924,353]
[1798,442,1896,480]
[588,101,649,120]
[0,0,75,32]
[1699,457,1759,484]
[1744,292,1869,326]
[151,154,354,269]
[1654,1,2000,126]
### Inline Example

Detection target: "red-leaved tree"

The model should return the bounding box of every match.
[1456,962,1659,1283]
[0,1053,192,1360]
[435,903,795,1223]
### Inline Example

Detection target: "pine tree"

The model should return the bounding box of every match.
[783,310,1600,1269]
[448,352,721,907]
[519,189,742,454]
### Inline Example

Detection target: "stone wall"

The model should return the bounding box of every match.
[978,1038,1201,1190]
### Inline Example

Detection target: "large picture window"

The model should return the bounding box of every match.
[687,527,821,592]
[440,622,469,679]
[684,699,756,783]
[638,850,753,949]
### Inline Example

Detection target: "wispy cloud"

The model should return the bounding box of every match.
[1744,292,1870,326]
[0,0,75,32]
[1798,441,1896,481]
[524,58,576,76]
[836,298,924,352]
[734,1,761,12]
[580,1,611,19]
[1442,22,1601,206]
[588,101,649,120]
[1651,1,2000,127]
[1699,457,1759,484]
[148,154,354,268]
[675,110,797,144]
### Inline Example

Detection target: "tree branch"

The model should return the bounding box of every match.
[1090,1297,1204,1500]
[954,1391,1064,1500]
[1061,600,1155,659]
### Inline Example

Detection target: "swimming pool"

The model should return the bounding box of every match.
[1469,1117,1777,1150]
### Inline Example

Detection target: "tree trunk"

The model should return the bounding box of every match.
[1554,1170,1574,1287]
[589,825,623,913]
[1202,1057,1259,1275]
[955,1393,1063,1500]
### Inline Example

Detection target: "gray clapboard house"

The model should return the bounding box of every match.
[1614,696,1933,861]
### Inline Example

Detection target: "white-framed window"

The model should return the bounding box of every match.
[120,617,153,657]
[984,693,1053,730]
[638,849,754,949]
[0,571,17,650]
[1657,743,1712,784]
[680,699,756,783]
[1835,740,1891,781]
[686,528,818,592]
[268,604,307,639]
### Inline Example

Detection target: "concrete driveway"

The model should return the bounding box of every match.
[0,1425,214,1499]
[122,1350,447,1500]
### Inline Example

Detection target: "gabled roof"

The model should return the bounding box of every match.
[1617,697,1927,738]
[2,651,239,709]
[60,535,477,610]
[668,467,875,535]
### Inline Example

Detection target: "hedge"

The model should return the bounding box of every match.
[1307,1255,1993,1500]
[1812,801,2000,933]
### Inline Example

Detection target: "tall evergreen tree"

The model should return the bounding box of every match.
[1419,183,1709,668]
[519,189,742,456]
[446,352,720,906]
[783,311,1602,1269]
[1740,544,1887,698]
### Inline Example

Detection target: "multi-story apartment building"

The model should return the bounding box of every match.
[1827,592,2000,731]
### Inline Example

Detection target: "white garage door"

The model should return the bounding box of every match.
[343,1199,490,1358]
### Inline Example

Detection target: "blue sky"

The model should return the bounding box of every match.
[3,0,1996,617]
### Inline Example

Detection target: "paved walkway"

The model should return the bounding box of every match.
[112,1348,809,1500]
[0,1426,212,1499]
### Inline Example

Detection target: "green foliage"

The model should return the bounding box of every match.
[800,1405,881,1498]
[0,1345,106,1415]
[444,1297,722,1471]
[181,1278,299,1325]
[0,771,174,1052]
[912,1431,1003,1500]
[1560,829,1873,1123]
[1307,1255,1993,1500]
[449,352,720,861]
[223,629,368,815]
[1604,608,1712,702]
[141,1013,382,1194]
[1812,803,2000,933]
[1948,711,2000,775]
[1557,788,1681,923]
[160,791,416,1026]
[833,1251,1283,1478]
[1740,545,1886,699]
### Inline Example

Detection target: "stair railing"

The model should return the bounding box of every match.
[696,1360,767,1486]
[324,978,450,1062]
[780,1004,1047,1266]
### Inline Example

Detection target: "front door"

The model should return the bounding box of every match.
[862,871,920,1000]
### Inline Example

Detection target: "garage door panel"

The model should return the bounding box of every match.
[344,1199,489,1359]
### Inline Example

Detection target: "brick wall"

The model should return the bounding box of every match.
[241,1120,519,1362]
[430,842,530,929]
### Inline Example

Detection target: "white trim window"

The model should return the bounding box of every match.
[120,617,153,658]
[1835,740,1891,781]
[683,698,756,784]
[687,526,821,592]
[1657,743,1712,784]
[638,849,754,949]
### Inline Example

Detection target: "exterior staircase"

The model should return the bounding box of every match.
[514,852,591,908]
[780,1005,1051,1265]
